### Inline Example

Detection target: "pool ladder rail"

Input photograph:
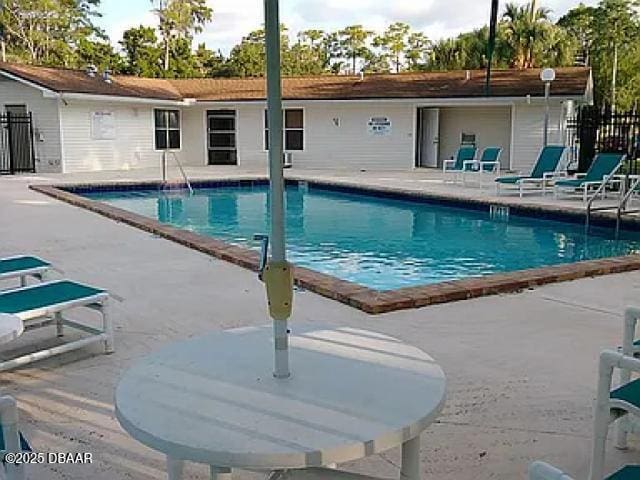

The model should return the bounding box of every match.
[161,151,194,195]
[584,157,635,237]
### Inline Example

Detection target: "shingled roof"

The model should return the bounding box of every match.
[0,62,590,102]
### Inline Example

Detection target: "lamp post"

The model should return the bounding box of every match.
[540,68,556,147]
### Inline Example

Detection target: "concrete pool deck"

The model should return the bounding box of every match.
[1,166,640,479]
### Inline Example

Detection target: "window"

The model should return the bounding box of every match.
[264,108,304,151]
[154,109,181,150]
[207,110,237,165]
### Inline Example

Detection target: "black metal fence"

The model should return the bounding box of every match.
[0,113,35,174]
[566,105,640,174]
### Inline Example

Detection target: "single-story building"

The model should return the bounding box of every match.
[0,62,591,174]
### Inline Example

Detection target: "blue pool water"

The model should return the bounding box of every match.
[82,183,640,291]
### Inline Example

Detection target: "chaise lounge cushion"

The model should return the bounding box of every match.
[554,178,585,187]
[0,256,49,277]
[605,465,640,480]
[0,281,105,315]
[610,377,640,409]
[496,176,527,184]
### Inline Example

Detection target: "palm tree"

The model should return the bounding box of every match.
[502,1,552,68]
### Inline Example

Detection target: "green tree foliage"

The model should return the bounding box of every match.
[404,32,431,71]
[75,38,124,72]
[120,26,163,76]
[151,0,213,71]
[194,43,231,77]
[373,22,410,73]
[337,25,374,74]
[557,3,597,65]
[501,1,574,68]
[559,0,640,108]
[0,0,104,65]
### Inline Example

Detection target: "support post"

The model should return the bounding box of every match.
[55,312,64,337]
[162,150,168,183]
[101,301,115,354]
[166,457,184,480]
[543,82,550,147]
[400,436,420,480]
[264,0,291,379]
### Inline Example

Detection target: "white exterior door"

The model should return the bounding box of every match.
[418,108,439,167]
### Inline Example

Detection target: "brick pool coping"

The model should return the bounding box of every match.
[30,179,640,314]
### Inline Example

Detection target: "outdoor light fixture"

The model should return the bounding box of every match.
[540,68,556,147]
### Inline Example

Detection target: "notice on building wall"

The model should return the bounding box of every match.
[91,111,116,140]
[367,116,392,136]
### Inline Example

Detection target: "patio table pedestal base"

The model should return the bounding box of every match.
[400,436,420,480]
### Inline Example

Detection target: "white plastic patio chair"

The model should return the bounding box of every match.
[0,395,28,480]
[528,461,639,480]
[529,349,640,480]
[616,306,640,449]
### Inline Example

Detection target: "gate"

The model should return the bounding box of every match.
[566,105,640,174]
[0,112,36,174]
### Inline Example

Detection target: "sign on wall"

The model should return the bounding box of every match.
[91,111,116,140]
[367,116,392,136]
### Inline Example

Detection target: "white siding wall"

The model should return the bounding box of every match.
[59,100,189,172]
[181,106,207,166]
[0,78,62,172]
[235,102,415,170]
[438,106,512,168]
[511,102,564,172]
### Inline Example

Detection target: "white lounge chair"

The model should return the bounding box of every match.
[462,147,502,187]
[0,280,114,371]
[0,395,29,480]
[0,256,50,289]
[496,145,566,197]
[554,153,626,203]
[442,146,477,184]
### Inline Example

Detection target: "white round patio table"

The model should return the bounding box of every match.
[0,314,23,345]
[115,324,446,480]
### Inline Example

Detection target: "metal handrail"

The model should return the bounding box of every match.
[615,175,640,235]
[162,151,193,195]
[585,158,627,230]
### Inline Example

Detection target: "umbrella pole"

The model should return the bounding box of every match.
[264,0,292,379]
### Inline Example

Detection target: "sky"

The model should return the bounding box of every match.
[97,0,598,54]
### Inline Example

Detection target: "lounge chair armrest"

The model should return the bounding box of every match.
[518,177,544,184]
[543,171,563,180]
[442,159,456,172]
[462,160,478,171]
[600,349,640,373]
[602,174,621,183]
[480,160,500,171]
[528,461,575,480]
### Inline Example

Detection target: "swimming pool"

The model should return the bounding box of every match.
[80,181,640,291]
